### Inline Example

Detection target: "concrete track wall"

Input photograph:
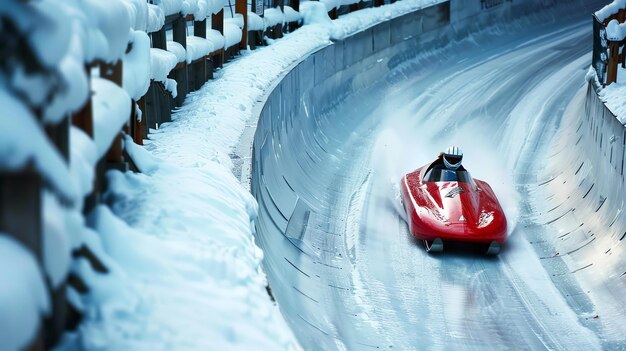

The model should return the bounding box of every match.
[533,82,626,342]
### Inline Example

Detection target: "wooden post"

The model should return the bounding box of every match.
[151,28,167,50]
[193,19,209,85]
[172,15,188,106]
[0,172,42,260]
[100,60,122,86]
[236,0,247,50]
[100,61,125,164]
[212,10,225,67]
[607,41,620,85]
[72,66,94,137]
[329,8,337,20]
[130,99,143,145]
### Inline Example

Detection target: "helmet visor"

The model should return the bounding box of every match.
[444,155,462,166]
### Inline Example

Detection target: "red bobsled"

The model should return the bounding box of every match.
[400,157,507,255]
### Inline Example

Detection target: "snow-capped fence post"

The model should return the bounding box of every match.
[146,27,172,130]
[250,0,265,49]
[101,61,126,165]
[193,18,212,85]
[287,0,300,33]
[72,69,94,138]
[236,0,248,50]
[212,10,225,67]
[171,15,189,107]
[606,41,620,85]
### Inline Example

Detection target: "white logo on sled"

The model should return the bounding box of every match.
[459,215,466,222]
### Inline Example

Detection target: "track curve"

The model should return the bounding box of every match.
[252,4,624,350]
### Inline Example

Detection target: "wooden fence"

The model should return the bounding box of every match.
[593,4,626,86]
[0,0,393,349]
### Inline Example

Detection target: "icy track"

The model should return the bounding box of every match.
[252,5,626,351]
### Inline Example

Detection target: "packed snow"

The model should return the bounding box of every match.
[588,66,626,124]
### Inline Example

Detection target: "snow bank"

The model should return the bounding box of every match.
[186,36,215,62]
[599,80,626,124]
[284,6,301,23]
[329,0,446,39]
[61,16,349,351]
[0,235,49,351]
[248,12,264,31]
[595,0,626,22]
[92,78,132,158]
[264,7,285,27]
[224,22,243,48]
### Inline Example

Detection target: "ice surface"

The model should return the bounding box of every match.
[0,235,49,351]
